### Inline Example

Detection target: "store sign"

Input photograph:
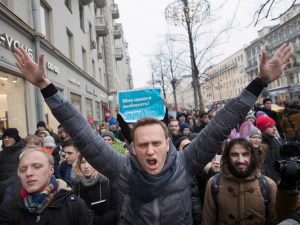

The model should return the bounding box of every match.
[46,62,60,74]
[68,75,80,86]
[86,85,99,97]
[0,33,33,58]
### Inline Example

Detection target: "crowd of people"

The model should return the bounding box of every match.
[0,43,299,224]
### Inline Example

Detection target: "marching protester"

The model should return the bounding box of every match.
[0,148,92,224]
[0,128,24,203]
[201,122,277,225]
[72,154,118,225]
[13,43,292,224]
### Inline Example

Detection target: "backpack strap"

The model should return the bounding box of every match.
[211,173,221,209]
[258,175,270,225]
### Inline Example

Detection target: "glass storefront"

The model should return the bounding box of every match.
[70,92,82,113]
[86,98,93,120]
[0,71,27,137]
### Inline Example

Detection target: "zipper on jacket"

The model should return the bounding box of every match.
[153,198,160,225]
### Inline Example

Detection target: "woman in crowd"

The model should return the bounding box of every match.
[72,154,118,225]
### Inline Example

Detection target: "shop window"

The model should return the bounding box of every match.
[0,72,27,137]
[70,93,81,112]
[86,98,93,120]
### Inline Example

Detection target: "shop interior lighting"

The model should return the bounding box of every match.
[12,78,18,83]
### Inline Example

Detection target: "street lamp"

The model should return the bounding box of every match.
[165,0,210,111]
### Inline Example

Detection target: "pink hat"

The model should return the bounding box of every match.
[256,115,275,132]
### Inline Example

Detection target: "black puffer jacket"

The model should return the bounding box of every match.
[0,189,92,225]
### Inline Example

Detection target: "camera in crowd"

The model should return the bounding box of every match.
[275,160,300,181]
[275,142,300,182]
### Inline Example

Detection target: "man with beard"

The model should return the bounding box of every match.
[202,137,277,225]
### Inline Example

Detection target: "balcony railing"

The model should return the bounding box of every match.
[113,24,122,39]
[111,4,120,19]
[94,0,106,8]
[95,16,108,37]
[115,48,123,61]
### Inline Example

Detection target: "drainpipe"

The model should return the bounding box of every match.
[32,0,45,122]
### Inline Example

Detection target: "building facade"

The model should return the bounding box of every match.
[0,0,132,137]
[244,5,300,105]
[175,4,300,111]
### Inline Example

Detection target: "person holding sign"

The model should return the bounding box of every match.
[12,43,292,224]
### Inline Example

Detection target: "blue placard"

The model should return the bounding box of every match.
[118,88,165,122]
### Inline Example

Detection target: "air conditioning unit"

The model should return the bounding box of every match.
[90,41,96,50]
[97,52,102,59]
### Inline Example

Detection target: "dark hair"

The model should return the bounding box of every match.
[263,98,272,105]
[221,138,259,170]
[131,117,169,142]
[199,112,208,119]
[62,138,75,149]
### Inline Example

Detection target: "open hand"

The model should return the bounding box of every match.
[259,43,293,84]
[13,46,50,89]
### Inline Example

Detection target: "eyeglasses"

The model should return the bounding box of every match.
[250,136,262,141]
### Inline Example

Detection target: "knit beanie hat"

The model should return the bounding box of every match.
[256,115,275,132]
[249,125,262,137]
[43,136,56,148]
[37,121,47,129]
[245,113,256,121]
[101,131,115,140]
[180,122,191,132]
[39,130,50,137]
[108,118,116,125]
[176,112,187,121]
[3,128,21,142]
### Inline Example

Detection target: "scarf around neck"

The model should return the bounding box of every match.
[130,145,177,203]
[21,176,58,214]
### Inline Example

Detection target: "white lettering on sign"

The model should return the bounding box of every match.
[46,62,60,74]
[0,33,33,58]
[68,76,81,86]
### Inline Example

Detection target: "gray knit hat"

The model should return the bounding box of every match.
[101,131,115,140]
[249,125,261,137]
[245,113,256,121]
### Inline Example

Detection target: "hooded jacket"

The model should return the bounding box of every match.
[202,167,277,225]
[0,179,92,225]
[281,109,300,140]
[39,79,263,224]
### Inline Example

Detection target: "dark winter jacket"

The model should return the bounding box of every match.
[0,181,92,225]
[40,79,264,224]
[0,140,24,203]
[262,135,283,184]
[72,173,118,225]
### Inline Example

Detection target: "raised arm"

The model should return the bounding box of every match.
[182,43,293,173]
[13,46,128,181]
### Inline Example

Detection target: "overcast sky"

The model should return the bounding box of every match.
[115,0,294,88]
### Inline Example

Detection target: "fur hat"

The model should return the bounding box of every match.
[249,125,261,137]
[101,131,115,140]
[3,128,21,142]
[37,121,47,129]
[43,136,56,148]
[256,115,275,132]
